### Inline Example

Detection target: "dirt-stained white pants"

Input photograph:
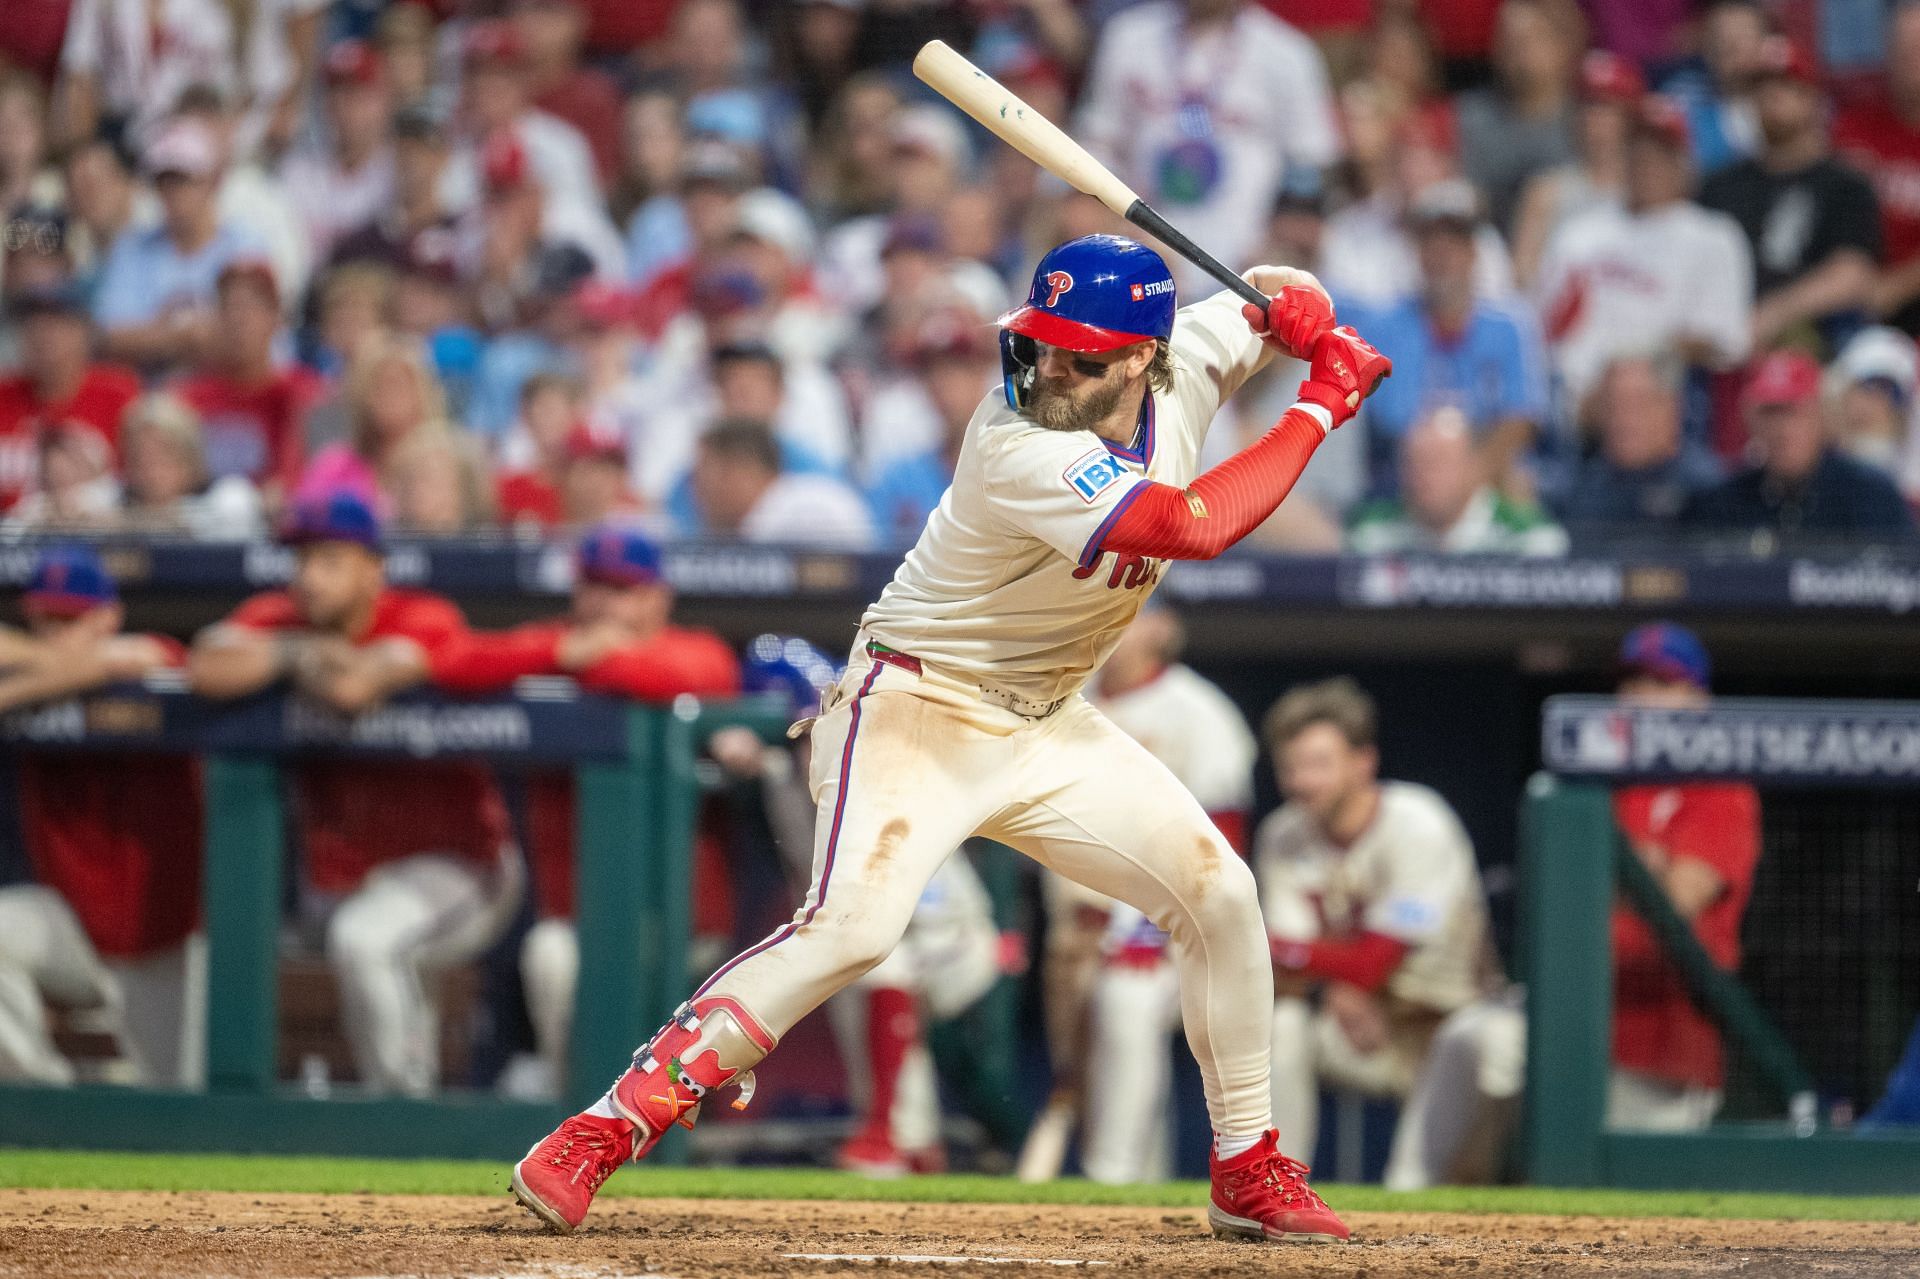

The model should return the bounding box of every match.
[696,643,1276,1139]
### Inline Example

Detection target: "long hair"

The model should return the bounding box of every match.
[343,331,447,460]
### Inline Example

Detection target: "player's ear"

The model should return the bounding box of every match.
[1124,339,1156,381]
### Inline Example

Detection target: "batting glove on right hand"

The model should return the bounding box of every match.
[1242,284,1335,361]
[1297,326,1392,428]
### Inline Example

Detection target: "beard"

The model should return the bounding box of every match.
[1028,368,1128,433]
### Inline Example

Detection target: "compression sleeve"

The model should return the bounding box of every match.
[1094,404,1331,562]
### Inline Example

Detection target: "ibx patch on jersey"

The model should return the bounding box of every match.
[1063,448,1130,504]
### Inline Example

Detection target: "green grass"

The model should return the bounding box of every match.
[1,1149,1915,1222]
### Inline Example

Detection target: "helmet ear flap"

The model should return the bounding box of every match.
[1001,329,1037,410]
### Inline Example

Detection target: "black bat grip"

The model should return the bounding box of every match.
[1125,200,1269,311]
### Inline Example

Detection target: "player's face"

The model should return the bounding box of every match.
[25,603,120,643]
[573,579,669,633]
[1618,673,1707,709]
[1028,340,1148,432]
[292,542,385,632]
[1279,722,1377,825]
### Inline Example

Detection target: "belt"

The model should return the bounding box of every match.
[864,641,1066,719]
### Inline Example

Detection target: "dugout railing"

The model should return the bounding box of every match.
[0,678,790,1161]
[1520,696,1920,1194]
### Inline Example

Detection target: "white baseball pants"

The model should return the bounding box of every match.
[695,643,1277,1140]
[1082,958,1182,1183]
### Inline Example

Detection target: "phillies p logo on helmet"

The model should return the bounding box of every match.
[1041,270,1074,308]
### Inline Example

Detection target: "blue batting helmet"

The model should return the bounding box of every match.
[742,634,842,719]
[998,234,1176,409]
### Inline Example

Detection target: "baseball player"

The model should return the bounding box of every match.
[0,546,201,1086]
[513,233,1390,1244]
[1255,678,1493,1189]
[188,491,524,1096]
[428,526,740,1092]
[1078,607,1258,1184]
[719,637,1003,1176]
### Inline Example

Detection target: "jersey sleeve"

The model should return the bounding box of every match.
[579,630,743,701]
[224,592,302,631]
[1252,809,1321,942]
[1360,791,1474,945]
[1169,676,1258,813]
[1661,784,1761,888]
[386,593,469,654]
[1168,290,1274,421]
[429,624,566,693]
[981,426,1149,568]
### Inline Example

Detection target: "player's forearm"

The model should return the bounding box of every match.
[0,650,118,713]
[1754,252,1875,343]
[1097,405,1330,562]
[430,629,564,692]
[188,629,290,700]
[579,648,740,701]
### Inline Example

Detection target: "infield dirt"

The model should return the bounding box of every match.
[1,1189,1913,1278]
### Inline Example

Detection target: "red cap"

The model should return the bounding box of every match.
[1758,36,1820,87]
[481,130,531,191]
[323,39,383,87]
[1633,94,1691,149]
[1579,50,1645,104]
[463,20,526,67]
[571,280,636,329]
[1741,350,1823,410]
[564,422,625,461]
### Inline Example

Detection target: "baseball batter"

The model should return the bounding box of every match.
[512,234,1391,1245]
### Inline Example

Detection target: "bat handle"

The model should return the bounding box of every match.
[1124,201,1270,311]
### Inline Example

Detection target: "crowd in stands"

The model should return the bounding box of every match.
[3,0,1920,554]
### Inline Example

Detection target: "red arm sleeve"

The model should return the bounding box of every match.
[579,631,742,702]
[1273,931,1410,992]
[429,625,566,693]
[1095,406,1328,562]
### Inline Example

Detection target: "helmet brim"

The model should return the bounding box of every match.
[997,305,1155,353]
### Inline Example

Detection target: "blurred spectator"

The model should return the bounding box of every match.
[1829,326,1920,501]
[59,133,149,295]
[0,0,70,87]
[117,391,264,539]
[1454,0,1580,235]
[330,102,459,276]
[0,280,137,511]
[1658,0,1769,177]
[92,118,264,372]
[686,417,875,546]
[0,72,59,220]
[1348,408,1569,555]
[1686,350,1915,536]
[1,204,76,320]
[53,0,235,151]
[430,526,740,1090]
[390,247,484,421]
[495,372,581,530]
[371,2,439,114]
[864,311,997,543]
[1553,354,1724,535]
[188,492,521,1096]
[1535,95,1754,422]
[0,546,204,1087]
[454,20,599,215]
[514,0,623,189]
[6,420,120,528]
[297,332,448,514]
[237,0,327,161]
[1701,38,1881,352]
[172,259,317,504]
[1258,677,1494,1183]
[281,40,396,262]
[1075,0,1339,298]
[615,89,689,280]
[306,262,393,385]
[559,423,643,527]
[171,83,311,309]
[1317,86,1516,310]
[463,133,622,332]
[809,73,903,223]
[1510,51,1641,291]
[783,0,866,131]
[629,136,752,308]
[821,105,974,319]
[1835,1,1920,335]
[388,424,496,533]
[1355,10,1450,139]
[1348,180,1550,490]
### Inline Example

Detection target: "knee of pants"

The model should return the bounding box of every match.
[1450,1002,1527,1099]
[802,887,915,985]
[1160,847,1263,943]
[520,919,579,990]
[325,897,403,974]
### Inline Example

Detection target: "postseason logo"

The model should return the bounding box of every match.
[1062,448,1130,504]
[1544,695,1920,784]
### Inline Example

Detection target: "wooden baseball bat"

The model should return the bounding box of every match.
[912,39,1269,311]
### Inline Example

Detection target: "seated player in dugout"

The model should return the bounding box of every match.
[187,491,524,1096]
[0,546,204,1088]
[426,525,740,1097]
[1256,677,1498,1189]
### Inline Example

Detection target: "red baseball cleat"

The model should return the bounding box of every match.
[1207,1130,1350,1244]
[510,1113,634,1234]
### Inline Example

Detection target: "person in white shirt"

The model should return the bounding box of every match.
[1534,95,1753,424]
[687,418,875,548]
[1256,677,1497,1188]
[172,85,312,309]
[280,40,397,261]
[453,21,600,217]
[1075,0,1340,298]
[55,0,236,150]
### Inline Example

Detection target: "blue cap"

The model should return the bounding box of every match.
[280,490,384,550]
[1619,622,1710,689]
[576,525,663,587]
[25,544,117,616]
[998,234,1176,353]
[742,634,841,718]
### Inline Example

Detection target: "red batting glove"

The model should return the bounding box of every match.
[1241,284,1335,360]
[1296,326,1392,428]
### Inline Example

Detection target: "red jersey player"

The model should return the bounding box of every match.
[187,490,522,1095]
[0,545,200,1086]
[429,525,738,1090]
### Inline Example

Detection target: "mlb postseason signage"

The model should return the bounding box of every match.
[1542,694,1920,786]
[0,676,633,763]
